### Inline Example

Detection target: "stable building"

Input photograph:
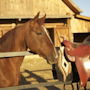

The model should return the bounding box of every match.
[0,0,90,47]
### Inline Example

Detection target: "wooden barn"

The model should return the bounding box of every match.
[0,0,90,89]
[0,0,90,46]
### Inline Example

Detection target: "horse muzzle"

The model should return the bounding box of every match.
[46,53,58,64]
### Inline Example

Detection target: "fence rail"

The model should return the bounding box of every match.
[0,51,72,90]
[0,51,35,58]
[0,81,72,90]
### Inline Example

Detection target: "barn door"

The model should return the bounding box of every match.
[54,25,73,82]
[55,25,70,47]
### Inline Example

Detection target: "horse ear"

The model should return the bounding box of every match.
[38,14,46,25]
[34,12,40,20]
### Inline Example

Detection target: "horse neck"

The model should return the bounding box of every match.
[0,25,27,52]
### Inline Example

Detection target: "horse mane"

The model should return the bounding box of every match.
[0,23,28,52]
[0,19,31,42]
[0,28,15,43]
[0,19,37,52]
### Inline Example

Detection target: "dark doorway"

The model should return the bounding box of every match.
[73,33,90,43]
[47,28,54,44]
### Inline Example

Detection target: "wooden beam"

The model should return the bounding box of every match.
[0,81,72,90]
[0,51,34,58]
[62,0,82,14]
[75,15,90,21]
[45,23,64,28]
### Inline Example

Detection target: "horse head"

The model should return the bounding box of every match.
[25,12,58,64]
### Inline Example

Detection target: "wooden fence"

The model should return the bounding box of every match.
[0,51,72,90]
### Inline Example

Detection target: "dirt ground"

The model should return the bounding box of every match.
[20,55,90,90]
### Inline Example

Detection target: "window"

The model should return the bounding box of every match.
[73,33,90,43]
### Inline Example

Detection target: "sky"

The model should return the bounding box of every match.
[73,0,90,17]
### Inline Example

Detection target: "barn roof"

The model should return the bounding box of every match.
[75,15,90,21]
[62,0,82,14]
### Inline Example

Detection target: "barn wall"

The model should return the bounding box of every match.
[0,0,74,18]
[0,0,33,18]
[33,0,74,17]
[58,0,74,16]
[54,26,69,47]
[0,24,16,37]
[45,18,70,47]
[70,17,90,33]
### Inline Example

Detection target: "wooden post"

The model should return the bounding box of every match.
[67,18,73,42]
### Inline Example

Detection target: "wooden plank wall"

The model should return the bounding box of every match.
[0,0,74,18]
[0,24,16,37]
[45,22,69,47]
[55,25,69,47]
[71,18,90,33]
[0,0,33,18]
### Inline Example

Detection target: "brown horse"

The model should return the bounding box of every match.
[0,13,58,87]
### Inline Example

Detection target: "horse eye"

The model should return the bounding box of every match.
[36,32,43,35]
